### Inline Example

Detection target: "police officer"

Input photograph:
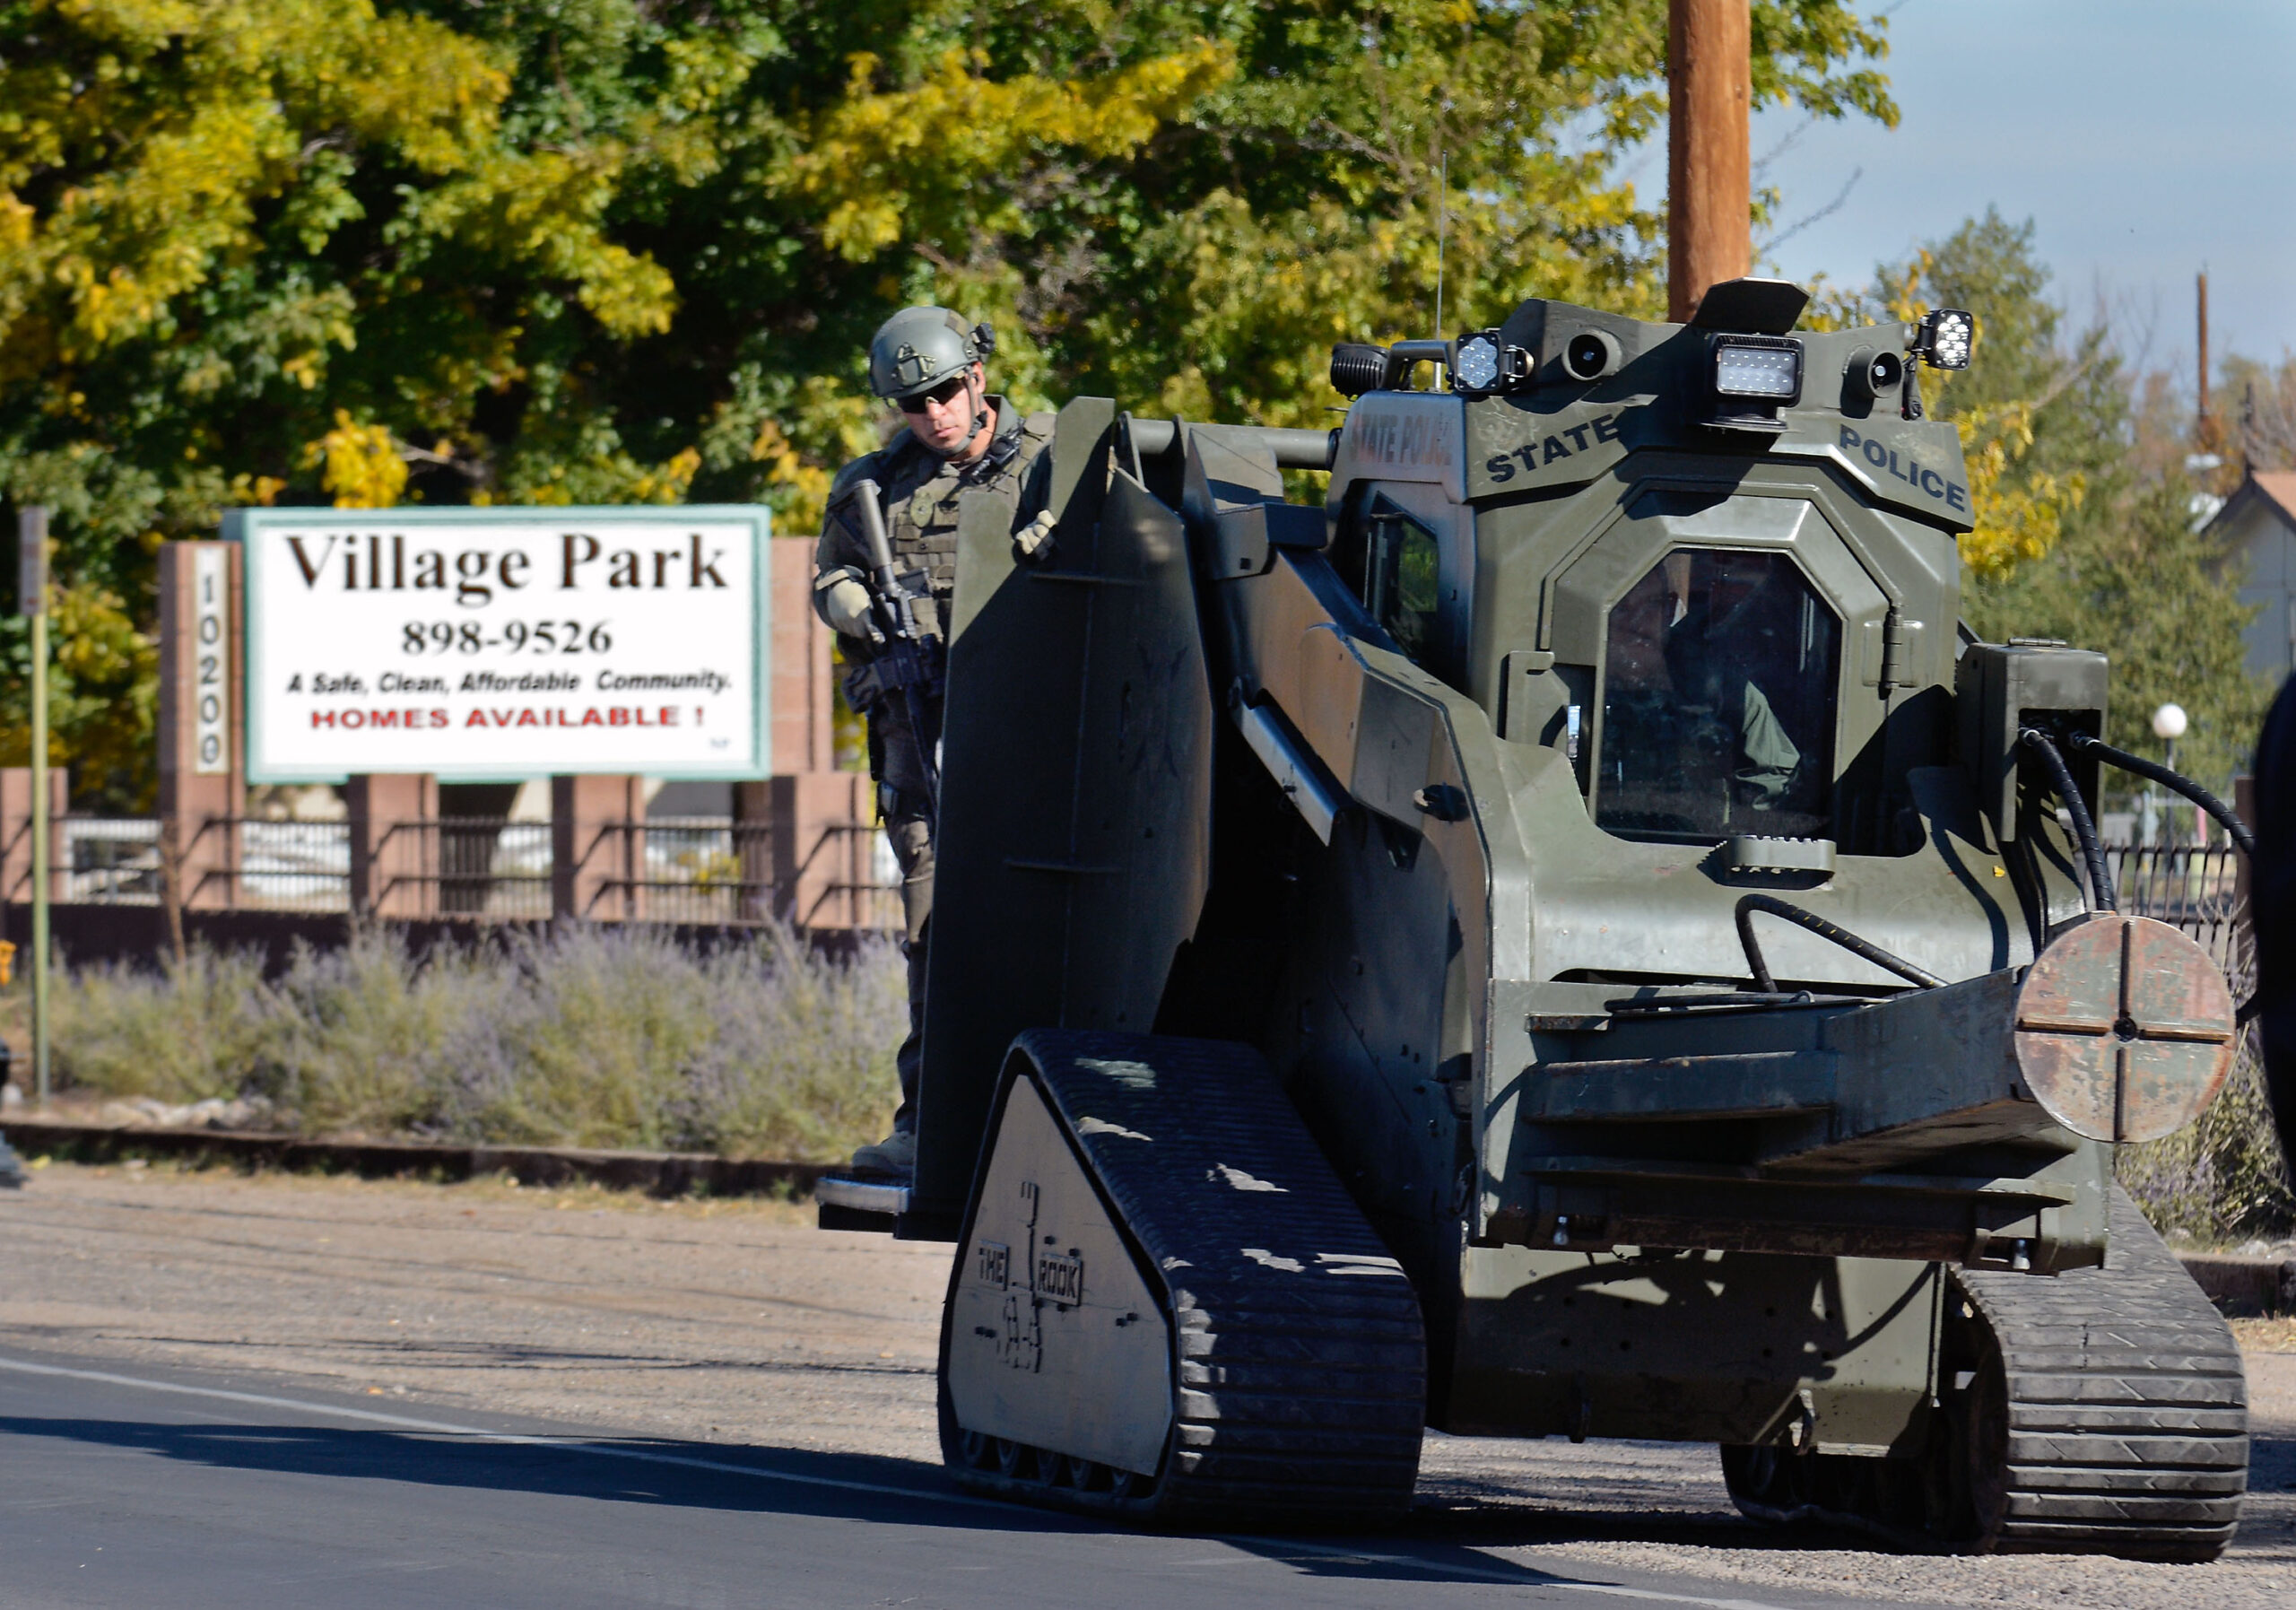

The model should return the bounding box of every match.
[817,307,1055,1179]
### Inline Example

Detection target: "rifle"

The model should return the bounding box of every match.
[843,478,944,814]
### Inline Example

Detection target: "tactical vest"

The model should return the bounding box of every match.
[829,398,1052,629]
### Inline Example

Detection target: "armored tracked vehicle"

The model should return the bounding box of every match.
[818,278,2251,1556]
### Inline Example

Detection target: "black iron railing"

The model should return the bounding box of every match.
[585,817,773,925]
[11,810,900,929]
[2104,842,2252,989]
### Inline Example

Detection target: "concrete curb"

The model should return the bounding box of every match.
[2175,1250,2296,1317]
[3,1117,2288,1300]
[0,1118,827,1199]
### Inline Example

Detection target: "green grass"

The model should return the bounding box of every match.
[11,925,905,1162]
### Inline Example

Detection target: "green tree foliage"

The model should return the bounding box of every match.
[1897,214,2274,796]
[0,580,157,802]
[2223,349,2296,475]
[1976,476,2271,796]
[0,1,1895,805]
[768,0,1892,454]
[1845,216,2283,1236]
[1806,211,2103,580]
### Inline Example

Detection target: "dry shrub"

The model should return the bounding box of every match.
[37,925,2295,1223]
[50,948,282,1102]
[2117,1038,2295,1244]
[40,925,904,1161]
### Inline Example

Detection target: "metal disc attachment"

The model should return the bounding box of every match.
[2013,914,2237,1144]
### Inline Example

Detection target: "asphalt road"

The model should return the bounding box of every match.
[5,1165,2288,1607]
[0,1344,1935,1610]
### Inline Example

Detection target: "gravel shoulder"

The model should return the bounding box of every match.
[4,1159,2289,1607]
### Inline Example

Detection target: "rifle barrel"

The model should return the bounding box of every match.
[850,479,903,593]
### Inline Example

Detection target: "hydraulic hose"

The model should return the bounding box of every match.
[1734,893,1946,993]
[2021,727,2118,913]
[2066,732,2257,859]
[2036,731,2264,1029]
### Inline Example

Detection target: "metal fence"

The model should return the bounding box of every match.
[808,822,905,933]
[63,817,161,904]
[48,816,356,911]
[581,818,901,929]
[26,814,2261,956]
[34,811,900,928]
[2105,842,2252,990]
[596,816,770,925]
[420,817,553,918]
[234,818,352,910]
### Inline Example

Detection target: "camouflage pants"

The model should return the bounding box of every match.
[873,699,938,1132]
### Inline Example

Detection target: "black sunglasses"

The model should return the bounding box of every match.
[898,374,970,413]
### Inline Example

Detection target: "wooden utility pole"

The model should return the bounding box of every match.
[1667,0,1752,322]
[2196,269,2218,453]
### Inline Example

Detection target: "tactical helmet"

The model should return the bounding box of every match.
[868,307,995,402]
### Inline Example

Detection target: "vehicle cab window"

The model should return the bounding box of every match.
[1364,506,1442,664]
[1595,548,1839,842]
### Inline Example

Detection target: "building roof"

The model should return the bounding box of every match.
[2251,473,2296,523]
[2205,470,2296,537]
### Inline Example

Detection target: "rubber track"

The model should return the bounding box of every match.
[1726,1186,2249,1559]
[1952,1186,2248,1558]
[942,1030,1426,1525]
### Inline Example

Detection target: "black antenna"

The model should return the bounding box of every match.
[1434,150,1448,385]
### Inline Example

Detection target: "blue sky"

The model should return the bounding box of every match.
[1718,0,2296,381]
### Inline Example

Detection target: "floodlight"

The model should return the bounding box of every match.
[1703,334,1802,431]
[1917,308,1974,370]
[1454,334,1500,393]
[1446,330,1529,396]
[1714,337,1802,401]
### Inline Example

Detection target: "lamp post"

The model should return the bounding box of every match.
[18,508,48,1106]
[2152,702,2188,846]
[0,511,23,1175]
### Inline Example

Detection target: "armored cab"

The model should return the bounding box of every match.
[818,279,2248,1556]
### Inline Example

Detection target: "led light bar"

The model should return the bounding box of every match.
[1713,336,1803,401]
[1703,333,1803,432]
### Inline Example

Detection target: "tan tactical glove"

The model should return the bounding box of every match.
[1013,509,1057,563]
[818,572,882,641]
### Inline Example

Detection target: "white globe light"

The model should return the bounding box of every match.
[2152,702,2188,741]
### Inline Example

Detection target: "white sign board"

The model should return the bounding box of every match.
[230,507,770,782]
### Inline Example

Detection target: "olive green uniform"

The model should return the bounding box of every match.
[816,397,1054,1126]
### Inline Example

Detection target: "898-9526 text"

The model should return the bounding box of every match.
[403,620,613,655]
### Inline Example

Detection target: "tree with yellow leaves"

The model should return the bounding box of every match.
[0,1,1896,805]
[1863,250,2083,580]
